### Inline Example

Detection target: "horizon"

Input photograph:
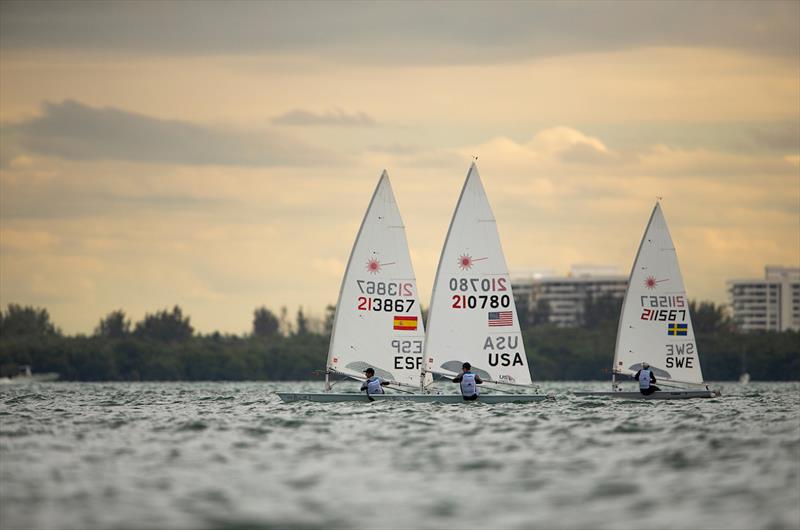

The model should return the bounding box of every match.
[1,1,798,335]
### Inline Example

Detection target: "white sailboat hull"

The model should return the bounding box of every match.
[574,390,720,400]
[0,373,59,384]
[277,392,552,404]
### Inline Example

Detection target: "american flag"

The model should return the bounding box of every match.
[488,311,513,327]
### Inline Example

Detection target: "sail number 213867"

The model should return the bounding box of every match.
[357,281,414,297]
[357,298,416,312]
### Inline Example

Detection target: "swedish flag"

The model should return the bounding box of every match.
[667,322,688,336]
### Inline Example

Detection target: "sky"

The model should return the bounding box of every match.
[0,0,798,335]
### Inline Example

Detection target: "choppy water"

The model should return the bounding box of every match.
[1,381,798,530]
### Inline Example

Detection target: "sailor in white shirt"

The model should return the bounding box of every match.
[360,367,390,400]
[452,362,483,401]
[633,362,661,396]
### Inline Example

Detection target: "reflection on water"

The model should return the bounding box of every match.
[1,382,798,530]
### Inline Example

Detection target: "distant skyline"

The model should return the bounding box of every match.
[1,1,798,334]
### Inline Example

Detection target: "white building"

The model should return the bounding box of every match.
[727,266,800,332]
[512,265,628,327]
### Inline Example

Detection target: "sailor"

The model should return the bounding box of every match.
[452,362,483,401]
[360,368,390,397]
[634,362,661,395]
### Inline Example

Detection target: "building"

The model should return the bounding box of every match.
[727,266,800,332]
[512,265,628,327]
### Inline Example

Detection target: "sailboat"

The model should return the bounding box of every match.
[278,166,551,404]
[575,202,720,399]
[422,163,549,403]
[278,170,433,403]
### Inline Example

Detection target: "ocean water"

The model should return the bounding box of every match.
[0,381,798,530]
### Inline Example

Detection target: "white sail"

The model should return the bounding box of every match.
[327,171,430,387]
[613,202,704,385]
[424,163,533,385]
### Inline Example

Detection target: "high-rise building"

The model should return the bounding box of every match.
[727,266,800,332]
[512,265,628,327]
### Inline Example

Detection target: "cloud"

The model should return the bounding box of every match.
[558,142,618,164]
[272,109,376,127]
[1,124,797,334]
[422,126,796,179]
[746,122,800,151]
[526,127,621,164]
[3,100,344,167]
[366,144,421,156]
[1,2,797,64]
[1,187,231,220]
[387,127,624,169]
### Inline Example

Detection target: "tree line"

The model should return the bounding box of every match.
[0,300,797,381]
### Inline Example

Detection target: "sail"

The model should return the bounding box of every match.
[424,163,532,385]
[613,202,704,385]
[327,171,430,387]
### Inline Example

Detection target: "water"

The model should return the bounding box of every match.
[1,381,798,530]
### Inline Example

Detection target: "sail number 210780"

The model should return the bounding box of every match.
[449,278,507,292]
[452,294,510,309]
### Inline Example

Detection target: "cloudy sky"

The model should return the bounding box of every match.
[1,1,798,334]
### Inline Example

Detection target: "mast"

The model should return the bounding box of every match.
[611,204,659,391]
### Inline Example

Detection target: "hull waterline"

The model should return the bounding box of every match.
[277,392,552,404]
[573,390,720,400]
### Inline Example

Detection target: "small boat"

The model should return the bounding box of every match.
[278,170,433,403]
[575,202,720,400]
[0,365,59,385]
[422,163,550,403]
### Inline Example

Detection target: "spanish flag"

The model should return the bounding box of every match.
[393,315,418,331]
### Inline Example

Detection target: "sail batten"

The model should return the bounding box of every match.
[424,164,533,385]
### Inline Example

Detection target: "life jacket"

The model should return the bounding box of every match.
[639,368,652,390]
[366,376,384,395]
[460,372,479,396]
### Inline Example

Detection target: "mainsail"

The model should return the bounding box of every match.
[424,163,533,385]
[327,171,430,387]
[613,202,704,385]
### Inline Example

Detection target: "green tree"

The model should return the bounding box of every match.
[94,310,130,338]
[514,295,530,326]
[279,306,291,335]
[0,304,59,337]
[582,293,623,329]
[134,306,193,342]
[689,301,729,333]
[0,300,796,382]
[323,305,336,336]
[295,307,309,336]
[253,306,280,338]
[530,299,551,326]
